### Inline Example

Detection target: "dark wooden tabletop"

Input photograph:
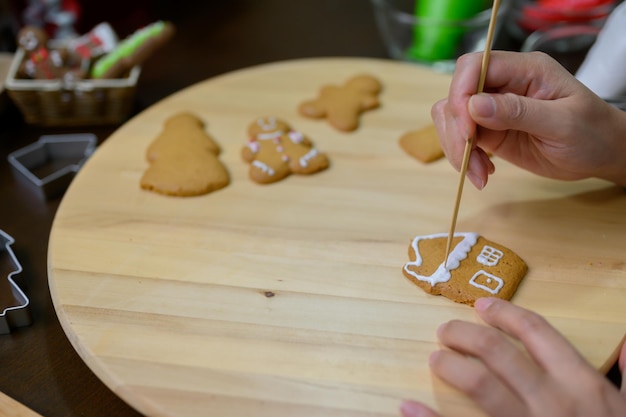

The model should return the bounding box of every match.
[0,1,619,416]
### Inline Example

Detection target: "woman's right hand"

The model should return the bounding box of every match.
[432,51,626,189]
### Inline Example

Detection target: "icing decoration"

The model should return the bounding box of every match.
[252,160,274,176]
[257,117,276,130]
[248,142,260,153]
[403,232,478,286]
[257,131,282,141]
[477,245,503,267]
[469,271,504,294]
[299,149,319,168]
[288,130,304,143]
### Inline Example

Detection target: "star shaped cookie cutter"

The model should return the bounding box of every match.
[0,230,31,334]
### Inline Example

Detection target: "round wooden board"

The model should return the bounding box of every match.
[48,57,626,417]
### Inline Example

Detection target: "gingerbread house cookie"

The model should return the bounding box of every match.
[402,232,528,306]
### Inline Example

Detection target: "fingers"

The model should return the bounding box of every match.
[428,299,626,416]
[466,147,494,190]
[473,298,592,379]
[433,98,495,190]
[428,349,527,417]
[399,401,441,417]
[436,317,547,403]
[446,53,481,142]
[432,98,467,171]
[468,93,573,142]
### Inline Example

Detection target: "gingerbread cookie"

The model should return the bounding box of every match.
[298,74,382,132]
[242,116,330,184]
[399,124,444,163]
[140,112,230,196]
[17,26,67,80]
[402,232,528,306]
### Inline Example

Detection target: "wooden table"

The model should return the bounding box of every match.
[47,57,626,417]
[0,3,392,415]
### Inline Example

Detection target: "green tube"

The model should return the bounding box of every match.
[407,0,491,62]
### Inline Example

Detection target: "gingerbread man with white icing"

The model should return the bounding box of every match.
[241,117,330,184]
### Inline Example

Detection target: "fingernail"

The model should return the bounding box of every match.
[474,297,496,312]
[467,171,485,190]
[470,94,496,118]
[400,401,425,417]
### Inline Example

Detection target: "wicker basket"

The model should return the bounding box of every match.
[5,46,140,126]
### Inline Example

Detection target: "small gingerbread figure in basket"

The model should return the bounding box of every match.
[17,25,86,82]
[17,25,65,79]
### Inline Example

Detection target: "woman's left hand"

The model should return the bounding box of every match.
[400,297,626,417]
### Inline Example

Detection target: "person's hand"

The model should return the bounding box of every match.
[400,297,626,417]
[432,51,626,189]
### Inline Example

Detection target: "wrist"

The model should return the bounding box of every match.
[598,105,626,187]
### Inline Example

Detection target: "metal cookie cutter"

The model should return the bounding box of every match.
[0,230,31,334]
[8,133,97,199]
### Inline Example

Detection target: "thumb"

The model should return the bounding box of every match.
[468,93,562,138]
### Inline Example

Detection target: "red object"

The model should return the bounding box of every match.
[28,46,56,79]
[519,0,616,32]
[73,33,103,58]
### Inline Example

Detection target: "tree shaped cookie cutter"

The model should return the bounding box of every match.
[0,230,31,334]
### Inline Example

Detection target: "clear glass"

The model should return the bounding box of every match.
[521,24,601,73]
[509,0,620,73]
[370,0,505,72]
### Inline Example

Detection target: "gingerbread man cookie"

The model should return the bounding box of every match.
[298,74,382,132]
[242,116,330,184]
[140,112,230,196]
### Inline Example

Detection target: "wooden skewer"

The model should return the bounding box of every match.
[443,0,501,269]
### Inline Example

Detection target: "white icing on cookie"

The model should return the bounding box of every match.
[299,149,319,168]
[256,131,282,141]
[469,271,504,294]
[257,117,276,131]
[476,245,503,267]
[403,232,478,286]
[252,160,274,176]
